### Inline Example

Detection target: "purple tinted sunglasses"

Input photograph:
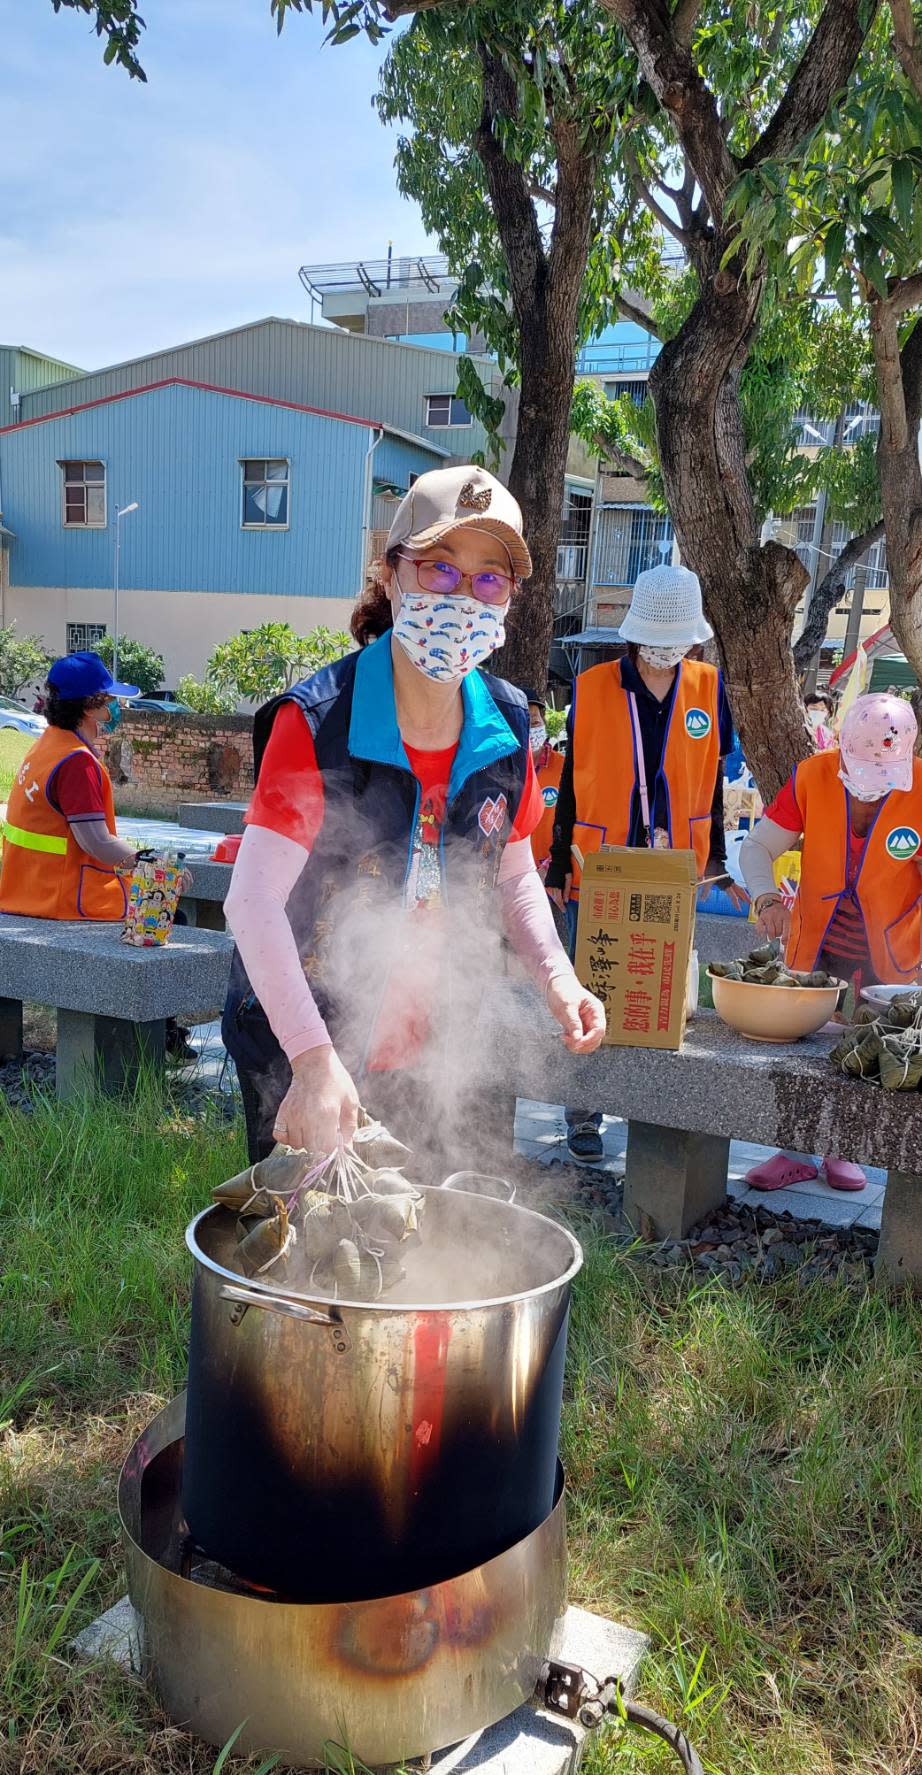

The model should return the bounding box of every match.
[397,553,515,606]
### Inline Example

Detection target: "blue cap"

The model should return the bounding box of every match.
[46,651,140,700]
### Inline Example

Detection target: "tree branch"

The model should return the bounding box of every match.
[529,181,558,206]
[742,0,881,169]
[616,288,665,338]
[600,0,735,221]
[890,0,922,100]
[793,521,885,668]
[384,0,459,16]
[623,139,695,245]
[889,271,922,315]
[593,438,651,480]
[474,45,547,320]
[671,0,702,48]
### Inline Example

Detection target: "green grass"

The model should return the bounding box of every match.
[0,1088,920,1772]
[0,728,29,801]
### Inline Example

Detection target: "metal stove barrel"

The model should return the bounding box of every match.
[120,1395,568,1769]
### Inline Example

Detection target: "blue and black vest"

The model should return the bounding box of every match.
[223,633,531,1079]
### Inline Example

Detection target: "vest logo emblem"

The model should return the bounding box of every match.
[542,786,559,808]
[478,794,507,836]
[685,708,712,739]
[886,825,921,860]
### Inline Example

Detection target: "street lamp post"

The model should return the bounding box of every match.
[113,502,139,682]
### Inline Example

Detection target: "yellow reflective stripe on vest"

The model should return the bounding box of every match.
[1,820,68,856]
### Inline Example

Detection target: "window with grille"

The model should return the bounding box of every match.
[604,378,647,408]
[425,394,472,427]
[593,506,674,586]
[557,490,593,581]
[60,461,106,528]
[67,622,107,653]
[241,459,290,528]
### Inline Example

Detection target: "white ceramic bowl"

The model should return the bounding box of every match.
[709,971,843,1043]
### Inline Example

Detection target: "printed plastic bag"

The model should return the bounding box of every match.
[123,856,182,947]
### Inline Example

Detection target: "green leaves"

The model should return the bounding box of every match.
[206,622,351,703]
[0,625,51,701]
[49,0,147,80]
[893,157,915,230]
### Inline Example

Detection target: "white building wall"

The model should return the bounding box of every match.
[4,587,357,691]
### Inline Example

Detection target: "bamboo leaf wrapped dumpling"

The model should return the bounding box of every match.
[879,1033,922,1091]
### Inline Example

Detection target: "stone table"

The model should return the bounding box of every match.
[478,983,922,1289]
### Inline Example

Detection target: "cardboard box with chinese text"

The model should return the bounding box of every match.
[574,847,697,1049]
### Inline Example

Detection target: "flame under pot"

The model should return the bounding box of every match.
[182,1187,581,1601]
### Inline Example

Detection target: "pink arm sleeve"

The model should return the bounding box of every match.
[224,824,331,1064]
[498,838,574,992]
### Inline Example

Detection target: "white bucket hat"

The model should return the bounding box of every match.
[619,564,713,648]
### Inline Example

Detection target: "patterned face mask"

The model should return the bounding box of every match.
[529,722,547,754]
[838,769,885,804]
[638,644,688,670]
[393,592,507,683]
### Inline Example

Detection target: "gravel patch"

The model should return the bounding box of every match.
[561,1166,878,1282]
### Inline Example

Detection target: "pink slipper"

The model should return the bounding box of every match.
[822,1158,867,1192]
[746,1154,819,1191]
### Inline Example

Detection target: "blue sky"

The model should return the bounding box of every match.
[3,0,428,369]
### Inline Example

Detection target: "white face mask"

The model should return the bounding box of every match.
[838,768,882,804]
[639,644,688,671]
[529,722,547,754]
[393,591,507,683]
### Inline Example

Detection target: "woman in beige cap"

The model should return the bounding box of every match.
[223,465,606,1164]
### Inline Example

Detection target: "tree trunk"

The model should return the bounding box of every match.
[495,319,583,694]
[870,303,922,679]
[475,50,598,695]
[649,255,813,800]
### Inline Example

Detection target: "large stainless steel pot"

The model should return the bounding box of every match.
[121,1394,568,1770]
[183,1186,581,1602]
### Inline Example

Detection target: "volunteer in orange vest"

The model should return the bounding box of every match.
[740,691,922,1193]
[0,650,143,920]
[526,695,564,878]
[546,563,741,1164]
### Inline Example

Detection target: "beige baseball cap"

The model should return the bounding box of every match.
[385,465,532,579]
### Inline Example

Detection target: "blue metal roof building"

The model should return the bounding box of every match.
[0,319,500,685]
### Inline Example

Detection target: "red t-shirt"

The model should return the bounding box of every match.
[247,700,543,1068]
[247,703,542,857]
[48,749,106,823]
[766,775,869,967]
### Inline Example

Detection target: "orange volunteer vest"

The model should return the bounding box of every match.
[530,747,564,871]
[786,750,922,982]
[0,726,127,921]
[570,657,720,891]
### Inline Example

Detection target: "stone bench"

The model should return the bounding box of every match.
[0,916,233,1100]
[177,801,246,835]
[480,984,922,1290]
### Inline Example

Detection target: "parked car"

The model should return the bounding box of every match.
[0,696,46,736]
[132,697,196,715]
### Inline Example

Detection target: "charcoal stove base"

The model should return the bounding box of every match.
[118,1395,574,1771]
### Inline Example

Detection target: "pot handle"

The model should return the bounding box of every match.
[439,1172,516,1204]
[219,1283,351,1351]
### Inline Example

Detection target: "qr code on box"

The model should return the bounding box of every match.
[642,894,673,925]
